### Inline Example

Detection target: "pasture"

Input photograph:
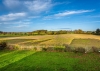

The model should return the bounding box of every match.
[0,34,100,71]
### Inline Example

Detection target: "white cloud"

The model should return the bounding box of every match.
[3,0,20,8]
[28,16,40,19]
[44,10,94,20]
[2,21,32,25]
[14,21,31,25]
[3,0,53,13]
[54,10,94,17]
[3,0,71,14]
[0,12,27,21]
[4,21,31,29]
[54,1,71,6]
[24,0,52,13]
[6,24,29,28]
[13,24,29,28]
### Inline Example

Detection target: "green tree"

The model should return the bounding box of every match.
[96,28,100,35]
[47,31,54,35]
[74,29,84,34]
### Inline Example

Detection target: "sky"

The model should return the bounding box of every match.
[0,0,100,32]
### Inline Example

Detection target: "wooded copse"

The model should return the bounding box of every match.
[0,29,99,36]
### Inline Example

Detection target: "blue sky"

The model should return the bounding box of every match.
[0,0,100,32]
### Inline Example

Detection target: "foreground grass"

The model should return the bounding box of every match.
[0,50,35,68]
[0,51,100,71]
[0,50,17,57]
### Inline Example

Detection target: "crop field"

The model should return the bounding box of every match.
[0,34,100,49]
[0,35,21,38]
[5,39,36,45]
[70,39,100,48]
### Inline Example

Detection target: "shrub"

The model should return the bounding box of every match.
[92,46,100,53]
[36,47,42,51]
[64,44,72,52]
[8,44,20,50]
[47,47,54,52]
[7,45,14,50]
[34,47,37,51]
[0,41,7,50]
[85,47,93,53]
[42,48,47,51]
[54,48,64,52]
[73,47,85,53]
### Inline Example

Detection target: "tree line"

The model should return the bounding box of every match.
[0,29,99,36]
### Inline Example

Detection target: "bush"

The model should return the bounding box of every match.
[5,44,19,50]
[85,47,93,53]
[7,45,14,50]
[54,48,64,52]
[73,47,85,53]
[34,47,37,51]
[47,47,54,52]
[92,47,100,53]
[42,48,47,51]
[0,41,7,50]
[36,47,42,51]
[64,44,72,52]
[42,47,65,52]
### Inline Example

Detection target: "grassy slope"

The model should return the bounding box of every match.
[0,51,100,71]
[0,50,35,68]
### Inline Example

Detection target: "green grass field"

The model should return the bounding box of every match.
[0,50,100,71]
